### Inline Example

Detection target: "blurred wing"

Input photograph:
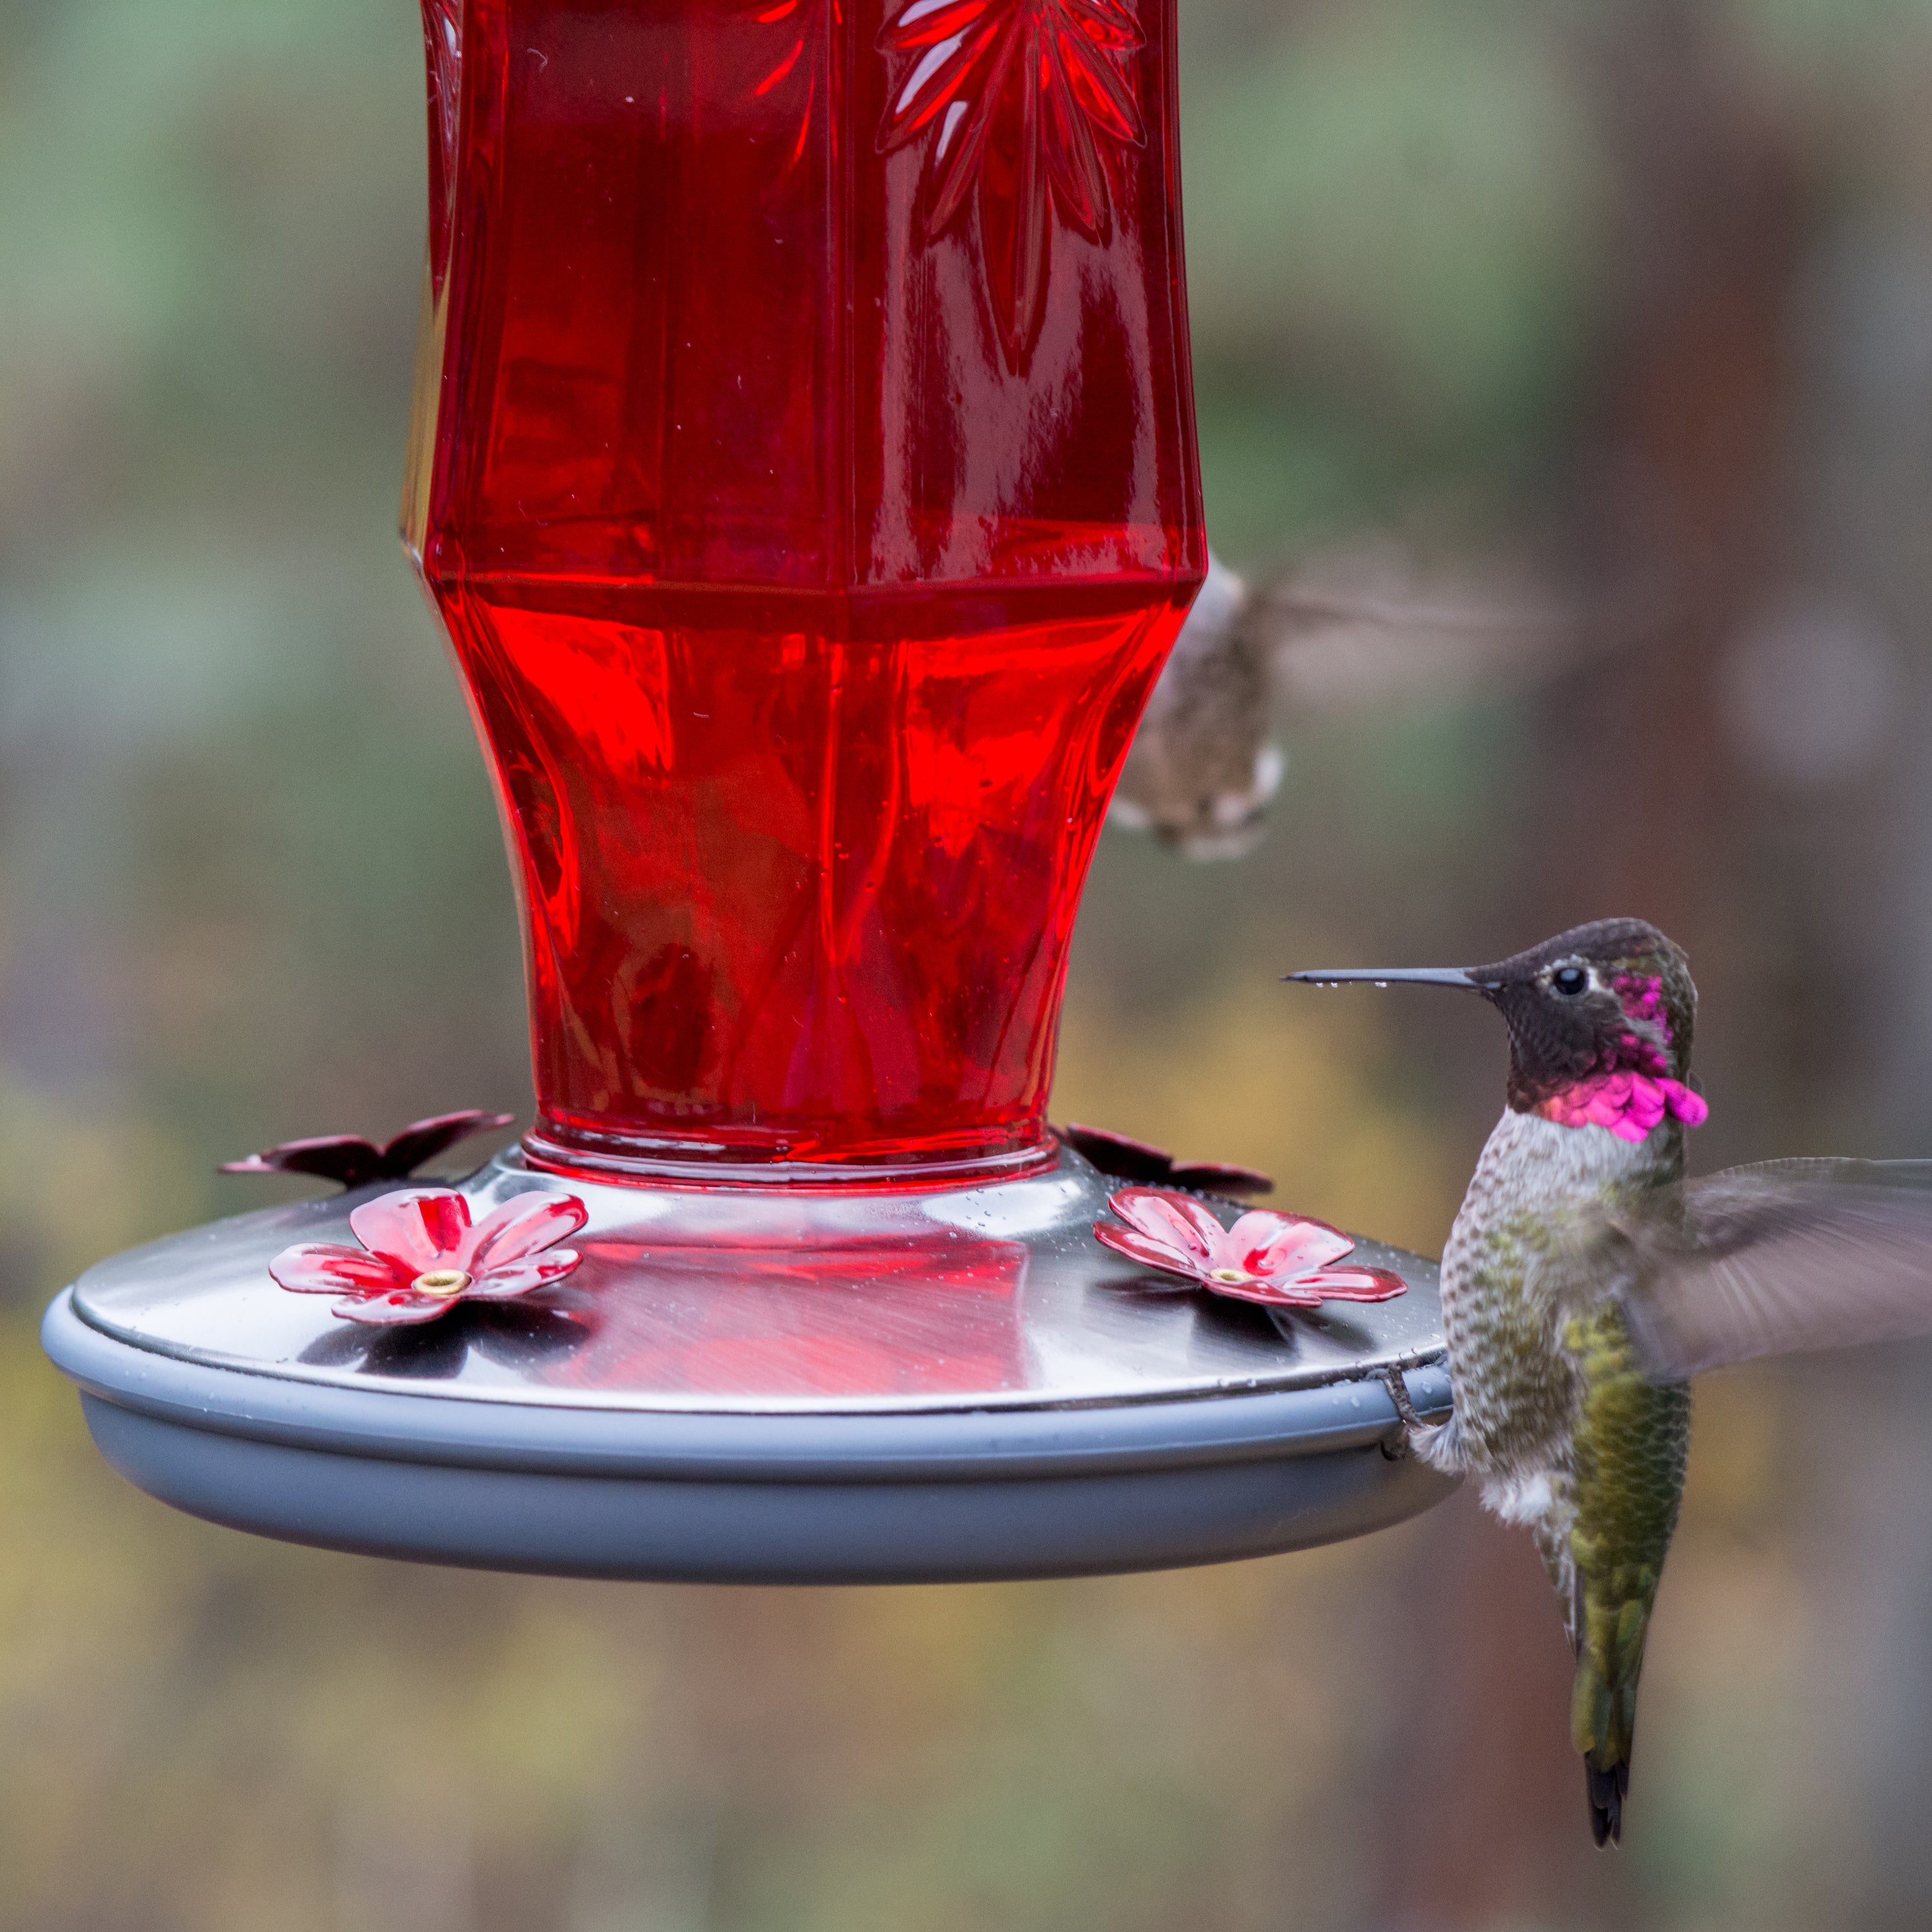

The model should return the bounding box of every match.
[1614,1159,1932,1379]
[1253,542,1588,718]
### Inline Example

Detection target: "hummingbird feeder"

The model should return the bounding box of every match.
[41,0,1452,1581]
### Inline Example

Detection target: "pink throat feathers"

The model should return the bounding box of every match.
[1532,972,1709,1144]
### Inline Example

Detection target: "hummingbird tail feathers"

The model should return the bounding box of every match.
[1557,1307,1687,1849]
[1570,1589,1651,1849]
[1585,1757,1629,1848]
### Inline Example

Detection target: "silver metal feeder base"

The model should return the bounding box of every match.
[41,1147,1455,1582]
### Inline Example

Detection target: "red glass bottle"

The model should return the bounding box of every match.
[406,0,1204,1183]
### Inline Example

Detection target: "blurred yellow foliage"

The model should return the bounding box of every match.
[1053,977,1463,1256]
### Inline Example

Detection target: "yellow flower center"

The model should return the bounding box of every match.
[411,1268,471,1298]
[1208,1267,1253,1285]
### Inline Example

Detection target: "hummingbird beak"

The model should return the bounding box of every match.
[1282,967,1494,992]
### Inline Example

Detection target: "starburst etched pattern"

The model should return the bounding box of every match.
[878,0,1144,367]
[750,0,838,168]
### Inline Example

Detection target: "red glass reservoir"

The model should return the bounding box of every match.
[406,0,1204,1181]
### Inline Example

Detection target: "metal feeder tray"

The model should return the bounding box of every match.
[42,1145,1453,1583]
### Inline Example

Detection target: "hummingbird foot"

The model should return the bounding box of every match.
[1378,1367,1425,1458]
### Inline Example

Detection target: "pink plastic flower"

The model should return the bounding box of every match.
[1059,1122,1274,1198]
[269,1188,587,1325]
[1092,1187,1408,1309]
[222,1109,515,1189]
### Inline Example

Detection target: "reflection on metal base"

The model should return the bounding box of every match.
[42,1146,1455,1582]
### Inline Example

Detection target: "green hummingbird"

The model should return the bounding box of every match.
[1289,918,1932,1846]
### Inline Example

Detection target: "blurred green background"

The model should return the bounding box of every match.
[7,0,1932,1924]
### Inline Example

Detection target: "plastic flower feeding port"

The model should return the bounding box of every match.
[41,0,1454,1582]
[1092,1190,1410,1309]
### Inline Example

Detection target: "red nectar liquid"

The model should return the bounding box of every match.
[408,0,1203,1180]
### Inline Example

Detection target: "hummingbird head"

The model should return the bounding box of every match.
[1287,918,1704,1133]
[1464,919,1696,1112]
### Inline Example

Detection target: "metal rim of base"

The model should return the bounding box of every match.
[42,1147,1457,1582]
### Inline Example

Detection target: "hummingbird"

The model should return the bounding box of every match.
[1288,918,1932,1846]
[1112,543,1584,860]
[1110,553,1285,860]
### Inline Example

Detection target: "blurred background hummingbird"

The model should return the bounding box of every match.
[1111,541,1594,858]
[1291,919,1932,1847]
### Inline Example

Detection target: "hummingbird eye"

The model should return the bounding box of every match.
[1553,966,1589,997]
